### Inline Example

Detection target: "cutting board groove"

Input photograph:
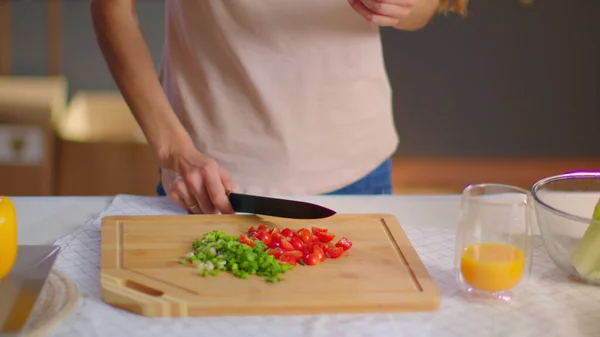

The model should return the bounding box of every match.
[380,218,424,292]
[101,214,440,317]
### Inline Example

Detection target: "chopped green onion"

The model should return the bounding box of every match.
[179,229,293,283]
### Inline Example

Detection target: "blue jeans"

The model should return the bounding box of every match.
[156,158,392,196]
[325,158,392,195]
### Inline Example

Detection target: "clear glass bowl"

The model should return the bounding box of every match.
[531,171,600,285]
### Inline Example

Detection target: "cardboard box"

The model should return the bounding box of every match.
[56,91,159,196]
[0,76,67,128]
[0,76,67,196]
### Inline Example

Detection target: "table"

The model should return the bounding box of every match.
[13,196,113,245]
[13,195,461,244]
[11,194,600,337]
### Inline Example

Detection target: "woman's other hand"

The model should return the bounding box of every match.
[348,0,448,31]
[348,0,417,27]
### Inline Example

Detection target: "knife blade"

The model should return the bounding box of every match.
[0,245,60,336]
[228,192,336,219]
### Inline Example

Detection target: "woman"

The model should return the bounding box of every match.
[90,0,467,214]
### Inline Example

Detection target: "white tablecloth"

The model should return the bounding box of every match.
[48,195,600,337]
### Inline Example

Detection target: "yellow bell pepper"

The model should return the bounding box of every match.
[0,196,18,280]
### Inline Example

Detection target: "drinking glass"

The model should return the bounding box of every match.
[454,183,533,302]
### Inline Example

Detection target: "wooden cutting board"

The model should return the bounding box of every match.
[100,214,440,317]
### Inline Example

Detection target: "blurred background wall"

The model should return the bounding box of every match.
[0,0,598,196]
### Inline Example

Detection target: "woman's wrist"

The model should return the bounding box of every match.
[152,124,197,169]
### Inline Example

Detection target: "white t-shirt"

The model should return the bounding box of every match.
[158,0,399,196]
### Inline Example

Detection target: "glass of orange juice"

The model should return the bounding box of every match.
[454,183,533,302]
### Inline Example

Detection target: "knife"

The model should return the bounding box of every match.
[0,245,60,335]
[227,192,336,219]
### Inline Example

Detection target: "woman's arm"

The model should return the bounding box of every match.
[90,0,193,162]
[90,0,236,215]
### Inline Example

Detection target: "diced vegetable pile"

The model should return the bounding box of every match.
[178,224,353,283]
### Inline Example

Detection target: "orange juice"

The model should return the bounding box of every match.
[460,242,524,292]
